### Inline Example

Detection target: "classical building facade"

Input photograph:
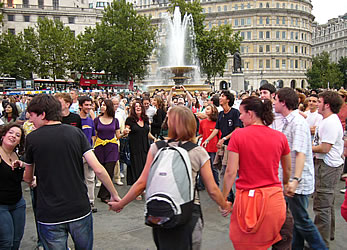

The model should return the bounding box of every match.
[0,0,103,36]
[136,0,315,90]
[312,13,347,63]
[0,0,315,90]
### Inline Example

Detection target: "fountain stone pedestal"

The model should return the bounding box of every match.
[231,73,245,92]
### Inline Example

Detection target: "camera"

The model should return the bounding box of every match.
[175,86,181,90]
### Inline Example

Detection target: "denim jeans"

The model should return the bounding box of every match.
[208,152,219,186]
[30,187,42,248]
[38,212,93,250]
[0,197,26,250]
[286,194,327,250]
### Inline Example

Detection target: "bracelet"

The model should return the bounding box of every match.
[205,139,209,143]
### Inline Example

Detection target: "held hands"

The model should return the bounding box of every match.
[219,201,233,217]
[216,138,225,149]
[284,181,298,197]
[108,201,123,213]
[11,160,24,171]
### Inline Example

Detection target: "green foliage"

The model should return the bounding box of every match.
[306,52,343,89]
[169,0,241,80]
[0,31,36,79]
[93,0,156,82]
[75,27,97,73]
[338,56,347,88]
[33,17,76,81]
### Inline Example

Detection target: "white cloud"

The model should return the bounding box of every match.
[311,0,347,24]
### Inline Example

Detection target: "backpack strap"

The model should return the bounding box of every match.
[179,141,198,152]
[155,140,168,150]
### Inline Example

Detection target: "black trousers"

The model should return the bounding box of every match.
[97,161,116,200]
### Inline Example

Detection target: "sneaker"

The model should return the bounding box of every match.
[96,181,101,187]
[120,173,125,178]
[116,180,124,186]
[91,203,98,213]
[340,188,346,194]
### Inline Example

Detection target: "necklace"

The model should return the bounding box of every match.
[222,107,232,118]
[0,146,13,164]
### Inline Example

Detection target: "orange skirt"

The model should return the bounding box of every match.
[229,186,286,250]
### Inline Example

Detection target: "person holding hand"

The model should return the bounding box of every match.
[109,106,231,250]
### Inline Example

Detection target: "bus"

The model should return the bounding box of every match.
[78,72,130,89]
[0,77,34,92]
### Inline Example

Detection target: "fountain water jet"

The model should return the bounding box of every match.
[158,6,199,85]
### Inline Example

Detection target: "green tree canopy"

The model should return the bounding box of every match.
[0,30,36,79]
[32,17,76,81]
[338,56,347,88]
[93,0,156,82]
[169,0,241,81]
[306,52,343,89]
[75,26,97,73]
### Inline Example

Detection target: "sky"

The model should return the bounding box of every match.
[311,0,347,24]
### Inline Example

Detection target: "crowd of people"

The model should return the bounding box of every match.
[0,84,346,250]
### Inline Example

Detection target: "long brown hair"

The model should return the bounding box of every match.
[206,104,218,122]
[167,106,196,142]
[129,100,149,123]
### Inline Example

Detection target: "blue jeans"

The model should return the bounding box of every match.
[0,197,26,250]
[38,213,93,250]
[30,187,42,247]
[208,152,219,186]
[286,194,327,250]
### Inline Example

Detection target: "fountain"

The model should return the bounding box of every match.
[144,6,211,93]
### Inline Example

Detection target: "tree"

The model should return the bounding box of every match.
[32,17,76,84]
[306,52,343,89]
[74,26,97,73]
[338,56,347,88]
[169,0,242,81]
[0,30,36,79]
[93,0,156,83]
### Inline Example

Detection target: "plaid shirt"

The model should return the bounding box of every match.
[279,110,315,195]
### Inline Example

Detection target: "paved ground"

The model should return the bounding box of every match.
[20,179,346,250]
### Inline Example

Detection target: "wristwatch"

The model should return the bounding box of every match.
[292,177,302,183]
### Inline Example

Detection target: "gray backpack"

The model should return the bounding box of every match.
[145,140,198,228]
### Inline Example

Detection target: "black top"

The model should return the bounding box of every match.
[24,124,92,223]
[62,112,82,129]
[0,158,24,205]
[151,108,166,138]
[215,108,242,145]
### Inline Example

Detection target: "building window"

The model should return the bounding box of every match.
[290,60,294,68]
[295,60,298,68]
[276,3,280,8]
[8,29,15,35]
[241,18,245,26]
[295,32,298,40]
[282,17,286,25]
[259,60,263,68]
[266,17,270,25]
[290,32,294,40]
[282,60,286,68]
[295,46,298,53]
[259,17,263,25]
[266,3,270,8]
[234,19,239,26]
[38,16,45,20]
[276,31,280,39]
[282,31,286,39]
[259,31,263,39]
[217,6,221,12]
[24,15,30,22]
[89,3,93,8]
[247,3,251,9]
[54,16,60,21]
[266,45,270,52]
[259,45,264,53]
[38,0,44,9]
[218,20,222,26]
[224,20,227,25]
[266,31,270,39]
[8,15,14,21]
[68,16,75,24]
[276,45,280,53]
[53,0,59,9]
[247,31,251,40]
[283,3,286,8]
[290,45,294,53]
[276,17,280,25]
[234,5,238,10]
[241,3,244,9]
[266,59,270,68]
[208,7,211,13]
[282,45,286,52]
[259,3,263,8]
[208,22,212,30]
[247,17,251,25]
[240,32,245,38]
[23,0,29,8]
[224,5,227,11]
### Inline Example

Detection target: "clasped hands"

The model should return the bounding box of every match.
[108,197,123,213]
[219,201,233,217]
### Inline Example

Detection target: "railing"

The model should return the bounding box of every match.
[1,4,101,14]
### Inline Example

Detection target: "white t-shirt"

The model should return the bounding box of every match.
[69,101,79,114]
[304,110,323,128]
[115,108,127,132]
[146,106,157,123]
[313,114,344,167]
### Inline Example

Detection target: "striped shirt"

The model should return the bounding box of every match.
[279,110,315,195]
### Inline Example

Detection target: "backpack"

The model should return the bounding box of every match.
[145,140,198,228]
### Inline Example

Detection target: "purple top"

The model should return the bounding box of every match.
[94,117,120,164]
